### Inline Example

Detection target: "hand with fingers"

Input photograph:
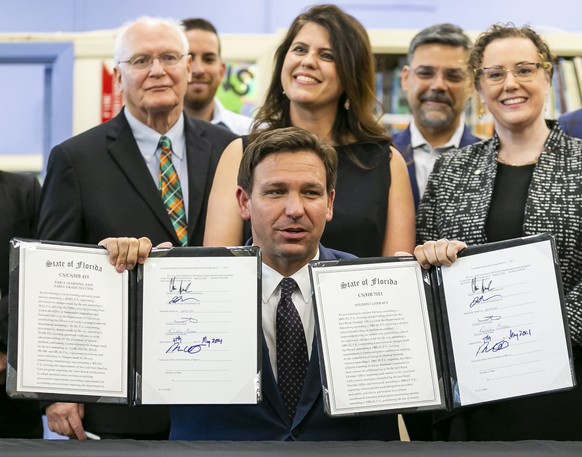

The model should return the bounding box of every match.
[46,402,87,440]
[98,237,174,273]
[413,238,468,269]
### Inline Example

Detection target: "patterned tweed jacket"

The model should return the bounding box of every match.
[417,121,582,346]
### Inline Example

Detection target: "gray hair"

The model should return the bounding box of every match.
[114,16,189,65]
[407,23,471,63]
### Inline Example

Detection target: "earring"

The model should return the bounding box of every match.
[344,98,350,110]
[478,101,487,119]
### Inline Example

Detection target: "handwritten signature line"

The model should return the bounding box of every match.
[492,301,536,310]
[165,368,232,370]
[482,359,542,371]
[171,380,233,382]
[487,369,546,381]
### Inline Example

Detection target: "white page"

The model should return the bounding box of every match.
[140,255,259,404]
[17,242,128,398]
[441,239,573,406]
[311,260,442,416]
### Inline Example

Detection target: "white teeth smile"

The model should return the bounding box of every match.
[502,97,526,105]
[295,75,318,83]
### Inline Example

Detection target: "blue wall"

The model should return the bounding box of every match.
[2,0,582,34]
[2,0,581,170]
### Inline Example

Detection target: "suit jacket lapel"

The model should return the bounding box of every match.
[260,335,292,425]
[106,111,179,244]
[292,244,336,425]
[261,246,341,427]
[293,337,323,426]
[184,116,212,243]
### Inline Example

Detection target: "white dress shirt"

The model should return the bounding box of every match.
[125,109,189,216]
[409,119,466,199]
[211,98,253,136]
[261,253,318,381]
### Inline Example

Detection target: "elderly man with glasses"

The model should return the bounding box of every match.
[393,23,480,211]
[37,16,236,440]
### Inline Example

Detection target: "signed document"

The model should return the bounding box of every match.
[7,239,261,406]
[440,235,574,407]
[138,250,260,405]
[310,257,443,416]
[309,234,574,416]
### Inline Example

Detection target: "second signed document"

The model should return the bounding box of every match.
[309,234,574,416]
[7,240,261,406]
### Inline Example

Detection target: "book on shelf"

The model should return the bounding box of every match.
[7,239,261,406]
[309,234,575,417]
[559,58,582,112]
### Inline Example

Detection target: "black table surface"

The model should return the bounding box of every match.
[1,440,582,457]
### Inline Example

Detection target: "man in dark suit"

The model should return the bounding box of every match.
[0,171,43,438]
[102,127,399,441]
[37,17,236,440]
[559,108,582,138]
[171,127,398,440]
[392,24,479,211]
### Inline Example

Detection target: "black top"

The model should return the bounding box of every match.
[485,162,536,242]
[242,137,392,257]
[321,141,391,257]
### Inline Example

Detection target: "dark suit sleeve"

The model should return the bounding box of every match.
[37,144,85,242]
[0,174,41,351]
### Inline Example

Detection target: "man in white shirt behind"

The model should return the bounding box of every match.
[182,17,253,135]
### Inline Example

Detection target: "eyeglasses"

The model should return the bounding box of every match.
[412,66,467,84]
[475,62,552,85]
[117,52,185,70]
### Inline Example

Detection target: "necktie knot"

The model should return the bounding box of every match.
[280,277,297,300]
[160,135,172,153]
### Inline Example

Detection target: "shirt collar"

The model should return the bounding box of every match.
[124,108,186,161]
[261,251,320,305]
[409,117,466,150]
[211,98,226,125]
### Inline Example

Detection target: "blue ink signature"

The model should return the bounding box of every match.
[173,317,199,324]
[509,328,532,341]
[169,295,200,304]
[165,335,223,354]
[476,334,509,357]
[469,294,502,308]
[478,315,501,322]
[468,277,502,308]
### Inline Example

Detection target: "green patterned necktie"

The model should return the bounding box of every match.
[159,136,188,246]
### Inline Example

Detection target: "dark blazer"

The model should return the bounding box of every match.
[417,121,582,345]
[392,124,480,211]
[558,108,582,139]
[170,245,399,441]
[36,109,237,437]
[416,122,582,441]
[38,109,237,247]
[0,171,42,438]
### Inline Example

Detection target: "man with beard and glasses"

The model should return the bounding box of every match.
[393,23,479,211]
[182,18,252,135]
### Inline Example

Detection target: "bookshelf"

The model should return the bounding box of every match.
[368,29,582,140]
[1,28,582,143]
